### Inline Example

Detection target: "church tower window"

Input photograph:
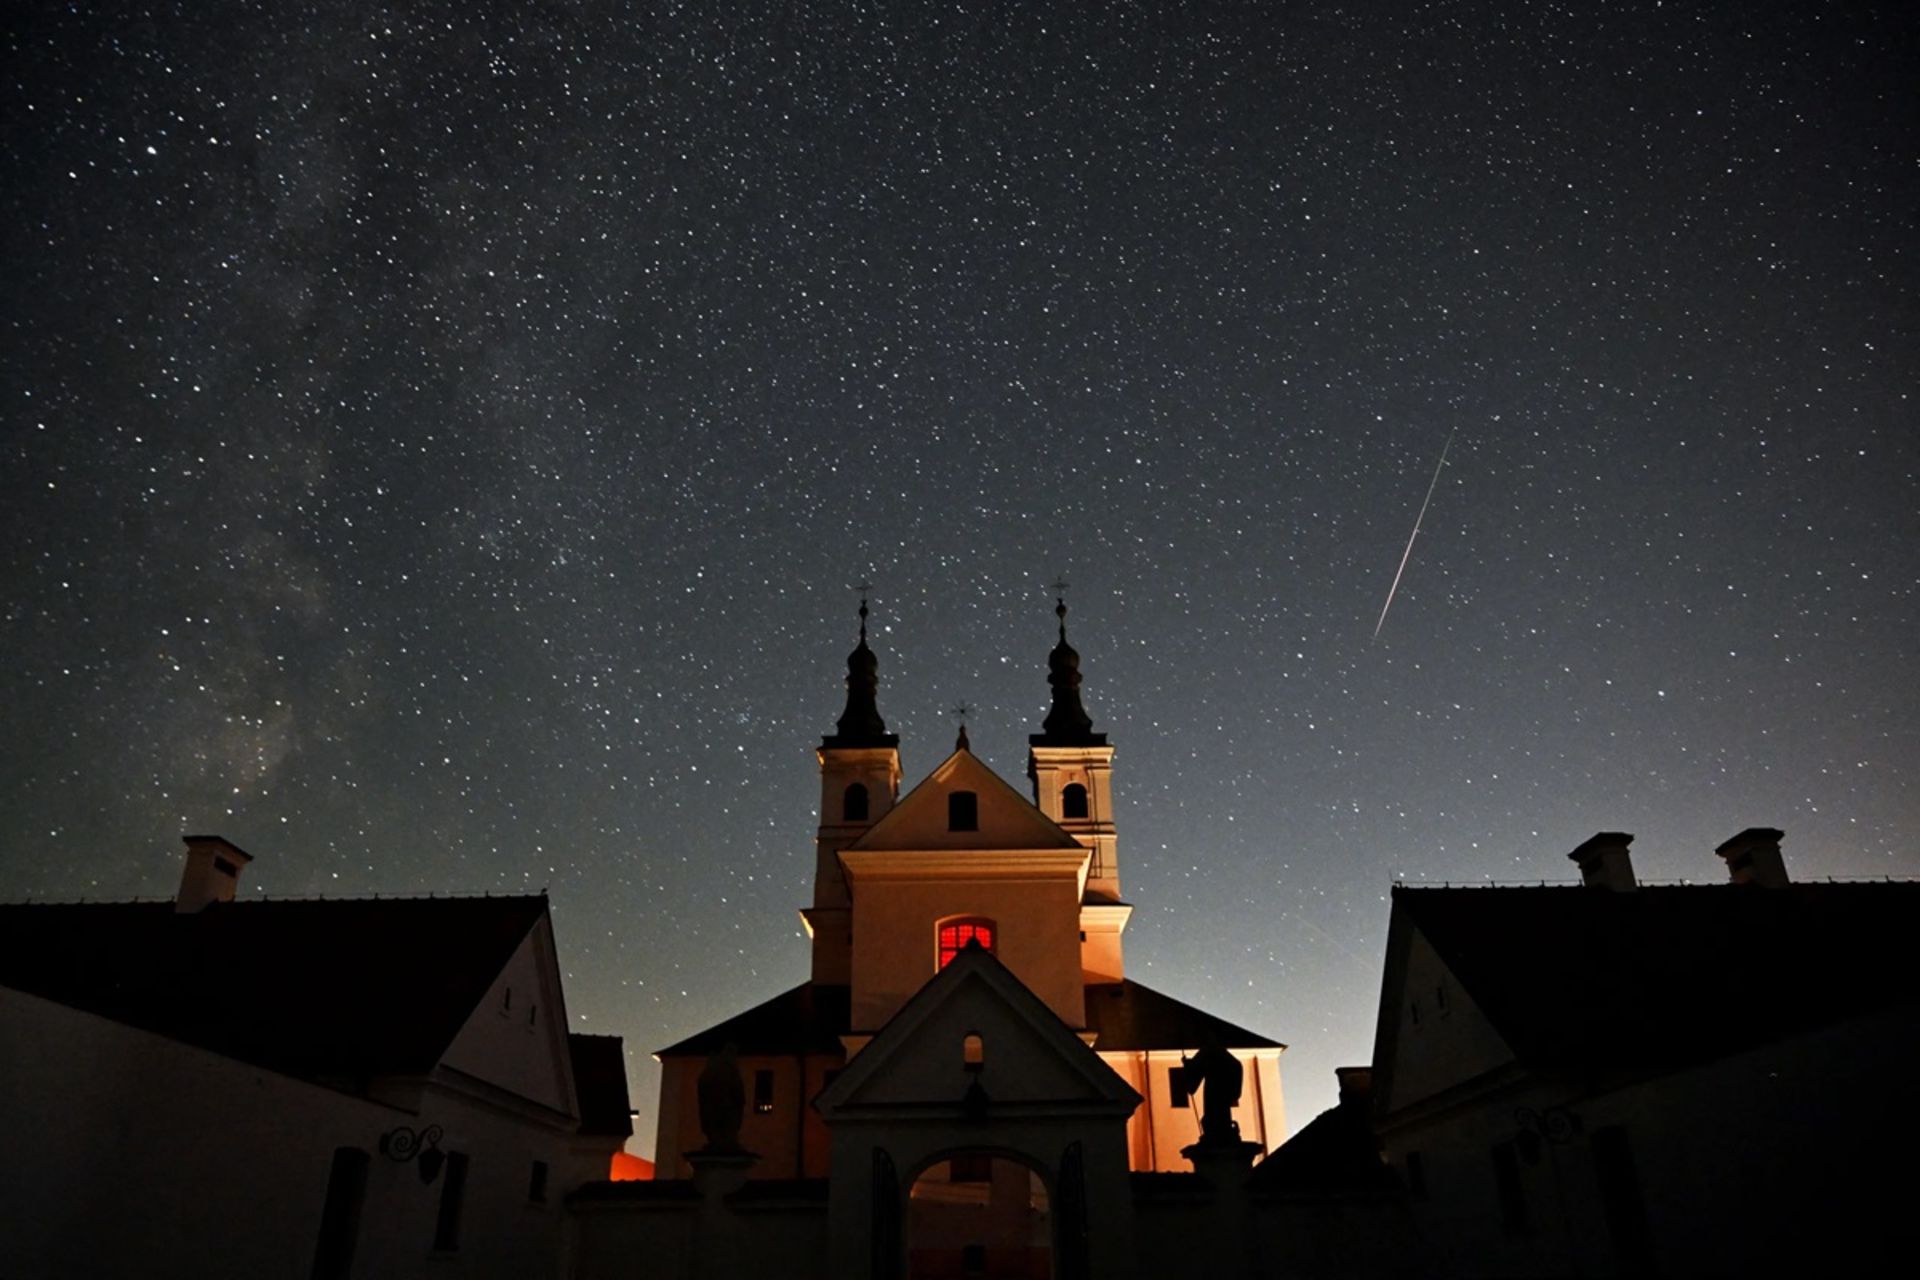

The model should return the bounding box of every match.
[938,918,994,968]
[948,791,978,831]
[1061,783,1089,819]
[843,782,869,822]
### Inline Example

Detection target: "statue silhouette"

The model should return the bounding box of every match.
[1172,1033,1244,1145]
[695,1042,747,1153]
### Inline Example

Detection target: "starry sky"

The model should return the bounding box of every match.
[4,1,1915,1151]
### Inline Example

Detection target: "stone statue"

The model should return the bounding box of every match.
[1172,1034,1244,1145]
[696,1042,746,1153]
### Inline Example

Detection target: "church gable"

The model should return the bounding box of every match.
[819,947,1139,1117]
[847,748,1085,854]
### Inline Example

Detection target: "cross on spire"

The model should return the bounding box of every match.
[853,579,873,642]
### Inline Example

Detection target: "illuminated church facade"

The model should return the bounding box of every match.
[649,600,1286,1187]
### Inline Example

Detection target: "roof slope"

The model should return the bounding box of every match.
[1249,1101,1400,1197]
[1394,881,1920,1072]
[815,943,1140,1116]
[1084,979,1283,1051]
[655,982,850,1058]
[0,895,547,1080]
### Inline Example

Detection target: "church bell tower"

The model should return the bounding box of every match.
[804,597,900,984]
[1026,598,1129,979]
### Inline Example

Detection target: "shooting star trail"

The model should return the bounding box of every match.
[1374,427,1457,639]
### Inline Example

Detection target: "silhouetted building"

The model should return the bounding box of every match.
[0,836,630,1280]
[1371,829,1918,1276]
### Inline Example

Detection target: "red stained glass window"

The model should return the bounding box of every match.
[938,919,995,968]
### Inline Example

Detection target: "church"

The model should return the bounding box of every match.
[575,601,1315,1278]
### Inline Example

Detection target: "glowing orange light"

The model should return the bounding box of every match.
[609,1151,654,1182]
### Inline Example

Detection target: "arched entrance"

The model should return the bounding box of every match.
[906,1152,1052,1279]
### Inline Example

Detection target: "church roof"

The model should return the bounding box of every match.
[657,977,1280,1057]
[814,942,1141,1117]
[1084,979,1283,1051]
[0,894,549,1081]
[569,1033,635,1137]
[654,982,850,1058]
[1385,880,1920,1077]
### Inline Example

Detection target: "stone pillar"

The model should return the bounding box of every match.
[687,1149,758,1280]
[1181,1138,1262,1279]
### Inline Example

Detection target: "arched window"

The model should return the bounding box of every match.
[843,782,869,822]
[938,917,995,968]
[963,1033,984,1070]
[947,790,978,832]
[1061,782,1089,820]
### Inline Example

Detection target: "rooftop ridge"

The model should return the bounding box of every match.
[0,890,550,908]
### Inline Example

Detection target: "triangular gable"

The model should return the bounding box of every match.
[440,911,581,1121]
[847,749,1085,853]
[816,945,1139,1117]
[1370,896,1516,1118]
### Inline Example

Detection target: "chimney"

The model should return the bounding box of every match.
[1716,827,1788,888]
[176,835,253,913]
[1568,831,1636,891]
[1335,1066,1373,1110]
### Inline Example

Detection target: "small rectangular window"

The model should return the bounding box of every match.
[311,1147,369,1280]
[1491,1141,1529,1236]
[528,1160,549,1203]
[1405,1151,1427,1200]
[948,790,979,831]
[213,856,238,878]
[1170,1074,1189,1109]
[1592,1126,1651,1265]
[433,1152,469,1251]
[1435,984,1449,1015]
[753,1069,775,1114]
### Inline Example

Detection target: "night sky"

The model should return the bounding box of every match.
[4,2,1915,1150]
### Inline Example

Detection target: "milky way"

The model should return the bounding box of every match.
[4,1,1915,1145]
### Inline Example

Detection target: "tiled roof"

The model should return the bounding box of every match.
[1397,881,1920,1071]
[568,1033,634,1138]
[0,895,547,1081]
[1084,979,1283,1051]
[655,982,851,1057]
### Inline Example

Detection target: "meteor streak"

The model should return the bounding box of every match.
[1374,428,1456,639]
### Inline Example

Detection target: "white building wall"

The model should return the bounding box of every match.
[1383,1004,1919,1277]
[0,986,596,1280]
